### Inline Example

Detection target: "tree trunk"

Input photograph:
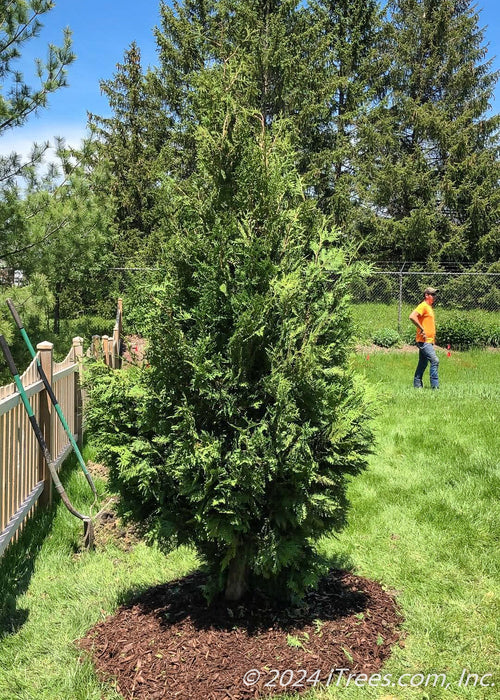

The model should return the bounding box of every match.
[225,554,248,601]
[53,288,61,335]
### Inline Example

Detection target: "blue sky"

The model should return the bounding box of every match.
[1,0,499,159]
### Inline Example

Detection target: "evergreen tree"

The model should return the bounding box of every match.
[86,47,372,603]
[88,42,168,263]
[151,0,332,184]
[0,0,74,260]
[357,0,499,264]
[19,140,112,332]
[0,0,74,133]
[305,0,384,226]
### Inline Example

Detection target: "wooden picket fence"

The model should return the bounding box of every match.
[87,298,123,368]
[0,299,123,557]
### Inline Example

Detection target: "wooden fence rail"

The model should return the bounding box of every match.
[0,299,123,557]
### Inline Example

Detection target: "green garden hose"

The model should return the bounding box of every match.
[6,299,97,500]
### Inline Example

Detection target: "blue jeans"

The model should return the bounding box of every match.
[414,343,439,388]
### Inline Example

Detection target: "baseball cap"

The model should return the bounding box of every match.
[424,287,439,295]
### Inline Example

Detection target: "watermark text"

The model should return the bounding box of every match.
[242,667,495,691]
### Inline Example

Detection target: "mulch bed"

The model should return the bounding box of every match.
[122,335,148,366]
[78,569,403,699]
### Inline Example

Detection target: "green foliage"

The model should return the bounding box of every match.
[0,1,74,134]
[61,315,114,344]
[85,54,373,602]
[0,1,75,263]
[13,139,115,330]
[88,43,168,265]
[438,313,500,350]
[306,0,384,226]
[372,328,401,348]
[437,274,500,311]
[87,232,373,601]
[0,276,55,382]
[356,0,499,265]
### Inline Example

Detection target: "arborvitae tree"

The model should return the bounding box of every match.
[357,0,499,264]
[88,43,168,263]
[86,49,372,603]
[150,0,333,184]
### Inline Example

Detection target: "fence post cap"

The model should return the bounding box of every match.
[72,336,84,345]
[36,341,54,351]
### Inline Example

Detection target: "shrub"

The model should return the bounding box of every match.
[63,316,115,344]
[438,275,499,311]
[479,286,500,312]
[402,326,416,345]
[372,328,401,348]
[486,324,500,348]
[348,276,370,302]
[437,313,499,349]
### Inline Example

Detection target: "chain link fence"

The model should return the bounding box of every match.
[350,269,500,347]
[2,262,500,349]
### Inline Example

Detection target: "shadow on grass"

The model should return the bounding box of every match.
[323,549,356,573]
[0,448,98,639]
[0,501,57,638]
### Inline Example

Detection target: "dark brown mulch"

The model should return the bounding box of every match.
[78,569,403,700]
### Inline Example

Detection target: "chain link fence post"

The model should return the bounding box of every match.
[398,264,406,334]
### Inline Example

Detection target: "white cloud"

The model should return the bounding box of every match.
[0,123,89,162]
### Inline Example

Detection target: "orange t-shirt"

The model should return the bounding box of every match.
[413,301,436,343]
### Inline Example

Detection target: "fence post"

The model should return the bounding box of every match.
[118,298,123,336]
[398,264,406,334]
[72,336,84,445]
[91,335,100,361]
[37,341,54,508]
[398,274,403,333]
[102,335,109,367]
[116,297,123,369]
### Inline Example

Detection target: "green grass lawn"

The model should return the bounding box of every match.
[0,349,498,699]
[312,348,499,698]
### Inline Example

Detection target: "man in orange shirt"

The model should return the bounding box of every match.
[409,287,439,389]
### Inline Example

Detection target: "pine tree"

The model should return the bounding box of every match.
[0,0,74,260]
[357,0,499,264]
[305,0,384,227]
[0,0,74,133]
[88,42,168,263]
[19,140,112,331]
